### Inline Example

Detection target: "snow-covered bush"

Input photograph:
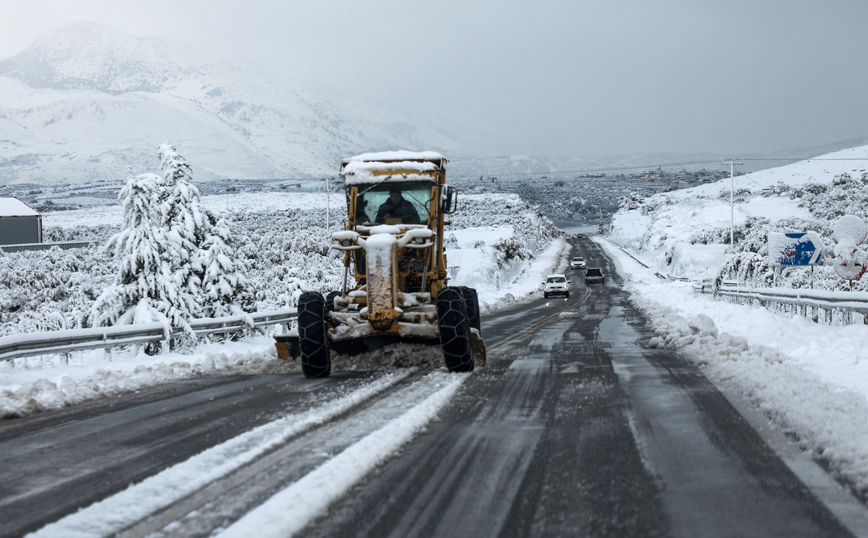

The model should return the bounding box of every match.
[0,246,112,333]
[618,192,645,211]
[796,173,868,222]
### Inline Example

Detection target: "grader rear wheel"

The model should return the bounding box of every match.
[437,287,474,373]
[298,291,331,378]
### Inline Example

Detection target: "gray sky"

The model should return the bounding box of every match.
[2,0,867,158]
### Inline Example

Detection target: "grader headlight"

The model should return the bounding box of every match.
[398,228,435,250]
[332,231,362,251]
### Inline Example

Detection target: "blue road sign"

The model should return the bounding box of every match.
[768,232,823,266]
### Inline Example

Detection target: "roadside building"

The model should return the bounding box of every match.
[0,197,42,246]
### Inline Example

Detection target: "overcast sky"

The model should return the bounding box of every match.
[2,0,867,158]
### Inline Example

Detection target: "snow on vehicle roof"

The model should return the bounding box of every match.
[344,150,444,162]
[341,151,447,185]
[342,160,441,186]
[343,160,438,175]
[0,197,39,217]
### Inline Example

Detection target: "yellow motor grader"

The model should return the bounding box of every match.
[275,151,485,378]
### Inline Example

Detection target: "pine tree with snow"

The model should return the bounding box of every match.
[157,143,210,323]
[92,171,176,339]
[200,216,255,318]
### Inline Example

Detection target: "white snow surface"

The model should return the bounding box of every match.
[344,150,444,162]
[0,197,39,216]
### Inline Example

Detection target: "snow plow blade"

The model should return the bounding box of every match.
[273,333,440,359]
[274,334,300,360]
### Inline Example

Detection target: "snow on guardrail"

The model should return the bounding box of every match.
[607,239,868,324]
[0,308,298,363]
[695,282,868,324]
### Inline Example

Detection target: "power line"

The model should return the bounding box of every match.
[547,157,868,176]
[456,156,868,179]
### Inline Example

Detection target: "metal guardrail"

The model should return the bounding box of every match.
[0,308,298,363]
[609,240,685,281]
[608,240,868,324]
[0,241,97,253]
[695,283,868,324]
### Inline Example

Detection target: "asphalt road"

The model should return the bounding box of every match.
[303,237,854,538]
[0,236,859,537]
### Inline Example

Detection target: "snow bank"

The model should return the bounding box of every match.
[598,236,868,493]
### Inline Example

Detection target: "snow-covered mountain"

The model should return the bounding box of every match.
[0,22,471,184]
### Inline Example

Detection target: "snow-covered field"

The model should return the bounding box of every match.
[607,144,868,494]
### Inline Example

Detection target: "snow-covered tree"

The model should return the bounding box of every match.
[92,172,175,333]
[157,143,210,322]
[200,216,255,317]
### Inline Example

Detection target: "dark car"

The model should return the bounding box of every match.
[584,267,605,284]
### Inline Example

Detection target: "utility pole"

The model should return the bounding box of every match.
[720,159,744,246]
[325,177,331,236]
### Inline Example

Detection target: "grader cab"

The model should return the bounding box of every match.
[275,151,485,378]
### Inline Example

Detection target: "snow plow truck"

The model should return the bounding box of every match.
[274,151,485,378]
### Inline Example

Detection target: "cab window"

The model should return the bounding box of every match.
[356,181,433,225]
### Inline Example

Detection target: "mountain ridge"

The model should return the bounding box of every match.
[0,22,471,184]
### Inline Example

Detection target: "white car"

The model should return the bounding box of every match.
[543,274,570,298]
[569,256,586,270]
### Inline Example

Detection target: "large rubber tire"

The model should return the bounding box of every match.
[298,291,330,378]
[437,287,475,373]
[457,286,481,332]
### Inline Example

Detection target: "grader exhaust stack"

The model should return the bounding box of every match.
[275,151,485,377]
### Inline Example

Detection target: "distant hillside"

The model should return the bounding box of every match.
[0,22,472,184]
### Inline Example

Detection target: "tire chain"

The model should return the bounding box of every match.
[437,287,474,372]
[298,291,330,378]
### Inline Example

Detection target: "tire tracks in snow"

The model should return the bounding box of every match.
[29,370,468,538]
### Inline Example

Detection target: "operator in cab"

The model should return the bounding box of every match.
[376,188,420,224]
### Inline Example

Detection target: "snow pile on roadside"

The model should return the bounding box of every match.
[0,341,292,418]
[598,237,868,493]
